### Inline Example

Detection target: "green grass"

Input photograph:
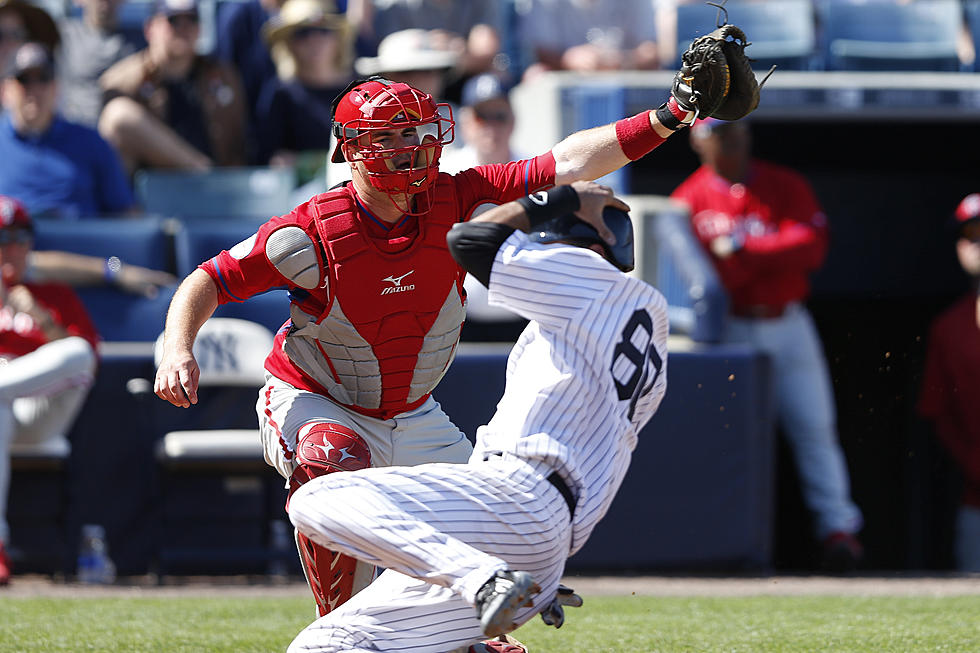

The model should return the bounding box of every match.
[1,595,978,652]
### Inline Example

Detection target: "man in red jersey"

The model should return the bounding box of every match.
[918,193,980,573]
[154,74,701,624]
[0,195,99,586]
[671,118,864,573]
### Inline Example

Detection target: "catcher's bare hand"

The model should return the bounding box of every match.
[569,180,630,245]
[540,584,583,629]
[154,348,200,408]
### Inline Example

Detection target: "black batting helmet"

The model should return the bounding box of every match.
[528,206,635,272]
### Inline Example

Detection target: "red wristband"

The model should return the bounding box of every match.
[615,110,666,161]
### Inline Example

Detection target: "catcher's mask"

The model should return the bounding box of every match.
[331,76,454,200]
[529,207,635,273]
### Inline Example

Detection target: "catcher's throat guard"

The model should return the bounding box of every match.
[330,76,454,199]
[529,206,635,273]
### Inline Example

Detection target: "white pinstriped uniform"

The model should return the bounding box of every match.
[287,230,669,653]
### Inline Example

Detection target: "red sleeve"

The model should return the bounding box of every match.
[740,171,829,272]
[199,208,313,304]
[452,152,557,220]
[918,317,975,469]
[44,285,100,350]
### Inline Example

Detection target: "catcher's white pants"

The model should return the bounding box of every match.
[0,336,96,542]
[287,456,572,653]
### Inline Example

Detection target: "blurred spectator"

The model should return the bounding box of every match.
[0,0,59,73]
[917,193,980,573]
[0,42,136,218]
[99,0,247,174]
[214,0,287,138]
[56,0,143,128]
[359,0,503,81]
[255,0,352,167]
[439,72,519,172]
[0,195,99,586]
[517,0,659,80]
[353,27,457,99]
[670,118,864,572]
[439,72,530,342]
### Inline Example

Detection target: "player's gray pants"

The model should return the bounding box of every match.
[287,456,571,653]
[955,505,980,572]
[725,302,863,538]
[0,337,96,543]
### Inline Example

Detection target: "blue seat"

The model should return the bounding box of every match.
[172,218,292,333]
[32,217,177,342]
[965,0,980,72]
[32,216,174,272]
[135,167,298,220]
[816,0,963,72]
[674,0,817,71]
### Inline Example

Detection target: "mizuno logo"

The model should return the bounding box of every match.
[383,271,414,286]
[381,271,416,296]
[410,177,426,187]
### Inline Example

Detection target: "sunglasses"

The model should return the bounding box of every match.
[291,26,334,40]
[0,27,28,44]
[166,13,200,28]
[0,228,33,246]
[14,70,54,86]
[474,109,512,124]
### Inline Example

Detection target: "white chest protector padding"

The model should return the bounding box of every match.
[265,226,322,290]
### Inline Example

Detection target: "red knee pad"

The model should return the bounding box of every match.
[289,421,371,496]
[287,422,372,617]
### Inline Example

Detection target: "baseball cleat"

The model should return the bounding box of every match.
[475,570,540,637]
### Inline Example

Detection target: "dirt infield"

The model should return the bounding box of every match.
[3,574,979,599]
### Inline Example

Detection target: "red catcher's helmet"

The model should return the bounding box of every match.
[331,77,454,197]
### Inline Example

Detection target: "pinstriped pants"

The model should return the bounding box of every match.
[287,456,571,653]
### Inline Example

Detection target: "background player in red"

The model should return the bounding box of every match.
[671,118,864,572]
[0,195,99,586]
[917,193,980,573]
[153,73,700,627]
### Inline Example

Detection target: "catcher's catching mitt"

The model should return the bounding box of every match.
[672,22,772,122]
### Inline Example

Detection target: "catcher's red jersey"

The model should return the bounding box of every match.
[671,159,828,311]
[201,155,556,419]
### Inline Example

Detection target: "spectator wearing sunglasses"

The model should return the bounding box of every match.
[98,0,247,174]
[0,42,135,219]
[440,73,531,343]
[0,194,100,586]
[254,0,352,166]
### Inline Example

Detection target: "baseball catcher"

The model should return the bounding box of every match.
[659,0,775,128]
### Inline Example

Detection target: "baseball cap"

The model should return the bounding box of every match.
[354,29,458,76]
[689,116,747,136]
[461,73,509,108]
[3,41,54,79]
[954,193,980,225]
[153,0,198,17]
[0,195,33,231]
[262,0,346,46]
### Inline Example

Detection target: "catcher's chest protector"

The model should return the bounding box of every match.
[283,180,465,416]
